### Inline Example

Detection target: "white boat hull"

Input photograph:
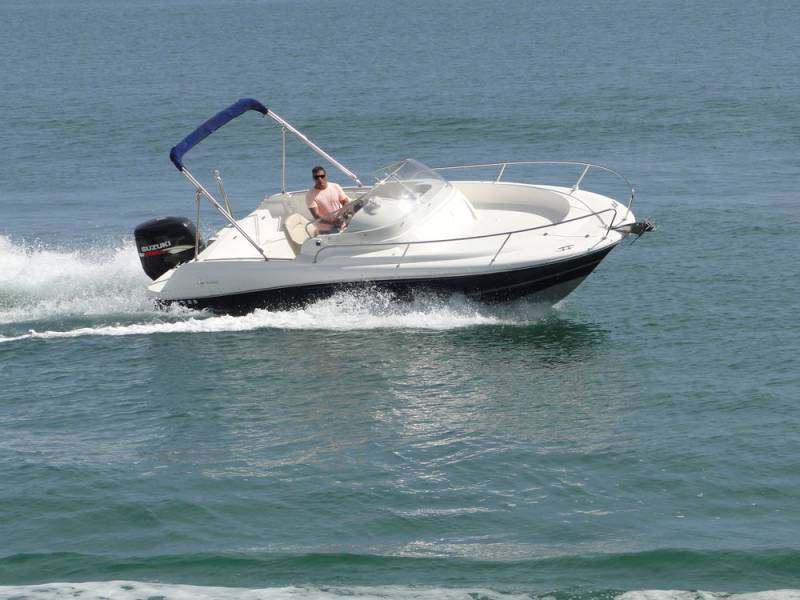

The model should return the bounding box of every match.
[149,243,617,313]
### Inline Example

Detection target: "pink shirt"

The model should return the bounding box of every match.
[306,183,348,231]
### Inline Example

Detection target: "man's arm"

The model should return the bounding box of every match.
[308,205,338,224]
[337,184,349,205]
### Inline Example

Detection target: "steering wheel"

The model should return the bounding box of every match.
[328,198,364,228]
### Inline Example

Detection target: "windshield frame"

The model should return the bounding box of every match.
[357,158,451,205]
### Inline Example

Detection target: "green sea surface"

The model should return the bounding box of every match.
[1,1,798,599]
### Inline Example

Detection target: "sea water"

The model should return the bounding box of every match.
[1,1,799,599]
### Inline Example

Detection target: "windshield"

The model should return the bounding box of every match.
[360,158,450,205]
[343,159,452,234]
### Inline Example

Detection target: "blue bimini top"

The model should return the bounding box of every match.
[169,98,268,171]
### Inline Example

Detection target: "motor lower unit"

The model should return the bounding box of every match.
[134,216,203,280]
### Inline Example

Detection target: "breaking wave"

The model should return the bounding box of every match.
[0,584,797,600]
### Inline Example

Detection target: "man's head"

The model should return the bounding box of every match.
[312,166,327,188]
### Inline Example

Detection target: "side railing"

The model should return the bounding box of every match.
[313,207,618,265]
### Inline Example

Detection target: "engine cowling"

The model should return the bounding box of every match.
[134,216,203,280]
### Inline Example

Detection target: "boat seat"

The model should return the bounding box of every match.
[284,213,319,255]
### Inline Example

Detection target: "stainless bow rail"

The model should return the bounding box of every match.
[433,161,636,215]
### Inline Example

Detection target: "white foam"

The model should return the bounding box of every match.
[618,592,800,600]
[0,235,152,324]
[0,292,515,343]
[0,234,553,344]
[0,582,531,600]
[0,584,798,600]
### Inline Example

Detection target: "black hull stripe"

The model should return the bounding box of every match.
[461,253,607,297]
[166,246,615,313]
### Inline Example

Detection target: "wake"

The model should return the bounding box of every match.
[0,235,553,344]
[0,234,152,325]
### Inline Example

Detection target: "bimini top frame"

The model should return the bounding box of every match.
[168,98,362,261]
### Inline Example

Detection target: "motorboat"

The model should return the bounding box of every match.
[134,98,653,313]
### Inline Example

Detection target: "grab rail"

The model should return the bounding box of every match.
[433,161,636,218]
[313,206,618,264]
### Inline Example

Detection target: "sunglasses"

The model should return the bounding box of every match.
[313,173,326,179]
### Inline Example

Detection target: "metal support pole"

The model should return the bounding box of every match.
[214,170,233,217]
[572,164,591,192]
[267,111,363,187]
[182,169,269,261]
[194,190,202,260]
[281,127,286,193]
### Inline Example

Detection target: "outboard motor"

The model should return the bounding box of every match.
[134,216,204,280]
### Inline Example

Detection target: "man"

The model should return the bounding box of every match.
[305,166,349,233]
